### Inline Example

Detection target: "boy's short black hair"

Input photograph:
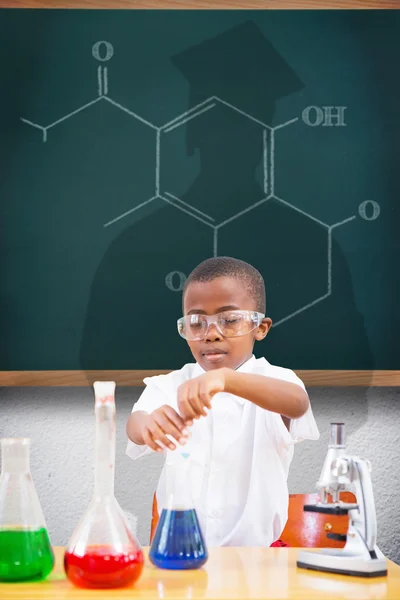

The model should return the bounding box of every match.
[183,257,266,313]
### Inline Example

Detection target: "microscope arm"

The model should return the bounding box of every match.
[349,456,377,552]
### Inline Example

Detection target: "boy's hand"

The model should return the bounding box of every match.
[177,368,228,422]
[141,405,190,452]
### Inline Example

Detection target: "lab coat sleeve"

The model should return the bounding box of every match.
[289,402,320,444]
[269,367,320,446]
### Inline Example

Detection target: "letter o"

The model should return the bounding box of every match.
[358,201,380,221]
[92,41,114,62]
[165,271,186,291]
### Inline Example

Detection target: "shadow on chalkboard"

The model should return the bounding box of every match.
[355,10,400,368]
[80,21,373,433]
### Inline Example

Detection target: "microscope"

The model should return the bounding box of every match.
[297,423,387,577]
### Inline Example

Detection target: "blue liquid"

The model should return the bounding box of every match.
[149,509,208,570]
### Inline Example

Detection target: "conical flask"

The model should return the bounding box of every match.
[64,382,144,589]
[149,448,208,570]
[0,438,54,582]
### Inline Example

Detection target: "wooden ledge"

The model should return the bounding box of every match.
[1,1,399,10]
[0,370,399,386]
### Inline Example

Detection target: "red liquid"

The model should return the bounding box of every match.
[64,546,144,589]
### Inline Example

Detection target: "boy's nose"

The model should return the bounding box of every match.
[205,323,222,341]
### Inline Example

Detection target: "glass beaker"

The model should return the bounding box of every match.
[0,438,54,582]
[64,382,144,589]
[149,449,208,570]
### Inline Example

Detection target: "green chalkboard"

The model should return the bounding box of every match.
[0,8,399,371]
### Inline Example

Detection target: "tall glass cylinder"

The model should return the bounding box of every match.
[64,382,144,589]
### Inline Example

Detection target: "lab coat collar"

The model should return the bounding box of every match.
[193,355,256,377]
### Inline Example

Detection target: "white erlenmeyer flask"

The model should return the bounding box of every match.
[0,438,54,581]
[64,382,143,589]
[149,448,208,570]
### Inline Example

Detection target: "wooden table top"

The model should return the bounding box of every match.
[0,546,399,599]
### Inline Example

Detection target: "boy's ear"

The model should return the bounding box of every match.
[255,317,272,341]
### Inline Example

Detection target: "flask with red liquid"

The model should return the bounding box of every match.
[0,438,54,581]
[64,382,143,589]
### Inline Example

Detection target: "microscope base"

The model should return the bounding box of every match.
[297,549,388,578]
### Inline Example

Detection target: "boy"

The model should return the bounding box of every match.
[126,257,319,547]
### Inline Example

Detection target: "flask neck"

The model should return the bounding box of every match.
[166,453,192,510]
[1,438,30,474]
[93,400,115,499]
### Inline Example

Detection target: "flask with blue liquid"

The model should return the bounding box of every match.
[149,448,208,570]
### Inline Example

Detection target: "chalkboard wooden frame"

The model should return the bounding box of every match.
[0,0,398,386]
[1,1,399,9]
[0,370,399,387]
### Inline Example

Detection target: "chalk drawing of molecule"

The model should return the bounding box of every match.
[21,41,380,327]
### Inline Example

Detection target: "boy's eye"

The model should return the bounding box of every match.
[221,311,244,322]
[189,316,205,329]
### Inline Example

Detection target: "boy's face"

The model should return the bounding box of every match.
[183,276,272,371]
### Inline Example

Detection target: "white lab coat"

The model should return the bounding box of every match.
[126,355,319,546]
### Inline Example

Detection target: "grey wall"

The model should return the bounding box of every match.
[0,386,399,565]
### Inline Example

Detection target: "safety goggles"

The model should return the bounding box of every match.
[177,310,265,342]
